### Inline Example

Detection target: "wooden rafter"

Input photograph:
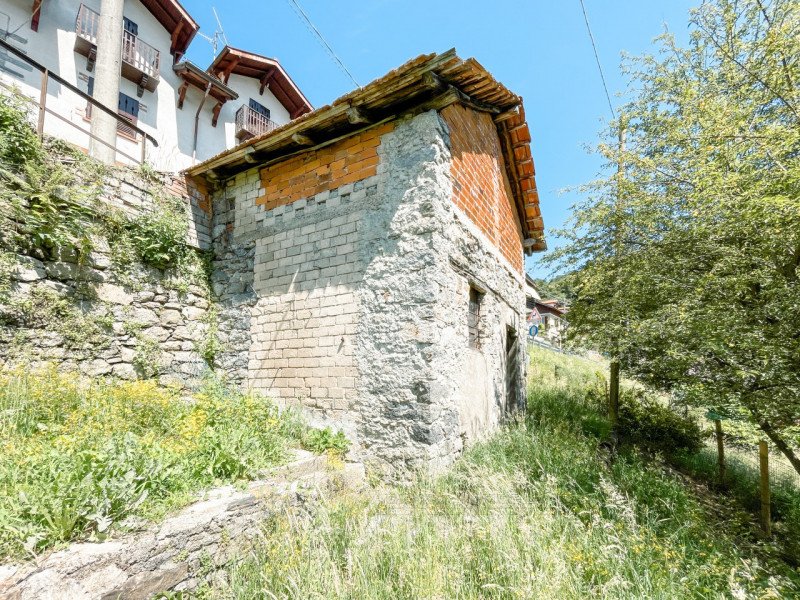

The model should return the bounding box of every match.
[177,81,189,109]
[211,101,223,127]
[259,71,274,95]
[170,19,185,61]
[31,0,42,32]
[220,56,240,84]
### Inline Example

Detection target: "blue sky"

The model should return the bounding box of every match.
[182,0,697,278]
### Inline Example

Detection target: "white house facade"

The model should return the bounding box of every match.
[0,0,311,171]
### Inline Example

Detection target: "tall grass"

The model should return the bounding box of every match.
[0,366,332,560]
[675,445,800,560]
[211,347,799,599]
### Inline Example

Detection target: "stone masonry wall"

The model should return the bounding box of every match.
[211,108,528,478]
[356,109,528,474]
[0,452,365,600]
[1,252,212,388]
[0,160,213,387]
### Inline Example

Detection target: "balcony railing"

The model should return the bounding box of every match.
[0,37,157,165]
[75,4,160,93]
[235,105,279,140]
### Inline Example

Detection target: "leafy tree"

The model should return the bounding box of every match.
[551,0,800,473]
[531,271,578,304]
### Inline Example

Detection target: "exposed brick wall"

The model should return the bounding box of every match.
[440,104,523,272]
[256,123,395,211]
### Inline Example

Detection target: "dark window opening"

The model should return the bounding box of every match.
[468,286,483,349]
[123,17,138,36]
[505,326,521,414]
[85,77,140,138]
[249,98,270,119]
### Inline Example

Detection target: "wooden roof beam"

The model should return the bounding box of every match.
[170,19,186,62]
[221,56,240,84]
[291,132,314,146]
[211,101,224,127]
[259,70,274,95]
[347,106,371,125]
[177,80,189,109]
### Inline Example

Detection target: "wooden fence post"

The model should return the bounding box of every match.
[37,69,48,138]
[759,440,771,536]
[609,359,620,427]
[714,419,725,484]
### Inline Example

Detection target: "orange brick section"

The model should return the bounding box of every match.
[164,174,210,215]
[256,123,395,210]
[441,104,524,272]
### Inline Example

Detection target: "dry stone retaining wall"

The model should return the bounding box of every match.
[0,159,213,387]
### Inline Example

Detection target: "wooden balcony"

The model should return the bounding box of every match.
[74,4,160,94]
[235,104,279,140]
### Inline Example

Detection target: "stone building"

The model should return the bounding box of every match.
[189,51,546,476]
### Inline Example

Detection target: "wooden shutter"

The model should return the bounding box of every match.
[117,92,139,137]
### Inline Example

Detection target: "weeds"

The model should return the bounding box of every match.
[213,346,799,599]
[0,367,331,560]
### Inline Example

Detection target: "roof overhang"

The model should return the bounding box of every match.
[173,61,238,103]
[208,46,313,118]
[139,0,199,59]
[188,49,545,251]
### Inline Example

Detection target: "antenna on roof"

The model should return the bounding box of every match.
[197,6,228,58]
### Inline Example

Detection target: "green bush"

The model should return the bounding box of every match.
[122,195,188,271]
[618,388,703,455]
[0,93,42,168]
[302,427,350,457]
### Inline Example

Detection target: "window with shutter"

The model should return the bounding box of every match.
[117,92,139,138]
[85,78,140,138]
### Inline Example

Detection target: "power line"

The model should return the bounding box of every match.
[578,0,616,120]
[284,0,361,89]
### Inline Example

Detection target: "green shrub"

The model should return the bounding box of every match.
[122,195,188,270]
[618,388,703,455]
[302,427,350,457]
[0,93,42,168]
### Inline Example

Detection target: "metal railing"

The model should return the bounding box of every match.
[235,104,279,139]
[0,37,158,164]
[76,4,160,80]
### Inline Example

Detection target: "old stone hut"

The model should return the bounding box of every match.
[188,50,546,477]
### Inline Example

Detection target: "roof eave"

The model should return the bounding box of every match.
[188,50,544,246]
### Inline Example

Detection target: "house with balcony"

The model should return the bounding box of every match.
[0,0,311,171]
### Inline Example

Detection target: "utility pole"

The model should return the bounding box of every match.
[89,0,123,164]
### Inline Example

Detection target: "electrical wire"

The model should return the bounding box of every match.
[578,0,616,120]
[284,0,361,89]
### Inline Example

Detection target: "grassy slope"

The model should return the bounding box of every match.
[0,368,341,560]
[207,347,799,599]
